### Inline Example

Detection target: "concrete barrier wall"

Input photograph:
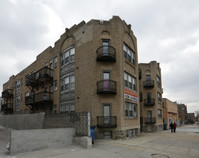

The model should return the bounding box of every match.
[10,128,75,155]
[0,113,45,130]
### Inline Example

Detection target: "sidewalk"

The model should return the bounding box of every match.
[0,124,199,158]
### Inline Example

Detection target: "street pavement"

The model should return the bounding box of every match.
[0,124,199,158]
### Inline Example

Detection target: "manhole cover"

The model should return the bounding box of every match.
[151,153,170,158]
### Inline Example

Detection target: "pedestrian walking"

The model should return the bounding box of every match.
[173,122,176,133]
[170,122,173,133]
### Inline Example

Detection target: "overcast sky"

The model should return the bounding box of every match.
[0,0,199,113]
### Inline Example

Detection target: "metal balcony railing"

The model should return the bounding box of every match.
[26,67,53,87]
[2,89,13,99]
[143,80,154,88]
[97,116,117,128]
[144,98,155,106]
[97,80,116,94]
[96,45,116,62]
[25,91,53,106]
[144,117,156,124]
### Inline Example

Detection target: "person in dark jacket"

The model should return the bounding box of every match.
[170,122,173,133]
[173,122,176,133]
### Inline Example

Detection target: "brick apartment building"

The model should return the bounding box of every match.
[139,61,163,132]
[1,16,140,139]
[162,98,178,129]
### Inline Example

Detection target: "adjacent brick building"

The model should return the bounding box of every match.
[139,61,163,132]
[1,16,140,139]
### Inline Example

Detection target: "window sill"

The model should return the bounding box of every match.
[125,117,138,120]
[125,59,136,68]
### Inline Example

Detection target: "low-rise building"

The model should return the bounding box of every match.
[162,98,178,129]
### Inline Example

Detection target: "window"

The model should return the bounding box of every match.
[50,60,53,68]
[61,47,75,66]
[70,75,75,89]
[54,80,57,91]
[139,69,142,80]
[60,103,75,113]
[16,96,20,110]
[65,77,69,90]
[54,56,57,67]
[25,92,29,97]
[70,48,75,61]
[61,75,75,92]
[146,75,151,80]
[16,80,20,88]
[124,72,136,91]
[124,73,128,87]
[123,43,136,65]
[157,92,162,102]
[16,80,20,96]
[45,62,48,67]
[157,76,161,86]
[125,102,137,118]
[139,93,143,102]
[102,40,109,54]
[158,109,162,118]
[65,51,69,64]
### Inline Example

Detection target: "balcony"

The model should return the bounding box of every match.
[97,80,116,94]
[144,117,156,124]
[144,98,155,106]
[1,103,13,114]
[26,67,53,88]
[143,80,154,88]
[96,45,116,62]
[25,91,53,106]
[2,89,13,99]
[97,116,117,128]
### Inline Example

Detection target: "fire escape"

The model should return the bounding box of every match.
[1,89,13,114]
[25,67,53,113]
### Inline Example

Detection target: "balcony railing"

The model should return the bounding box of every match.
[97,80,116,94]
[144,98,155,106]
[1,103,13,113]
[144,117,156,124]
[2,89,13,99]
[143,80,154,88]
[25,91,53,106]
[97,116,117,128]
[26,67,53,87]
[96,45,116,62]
